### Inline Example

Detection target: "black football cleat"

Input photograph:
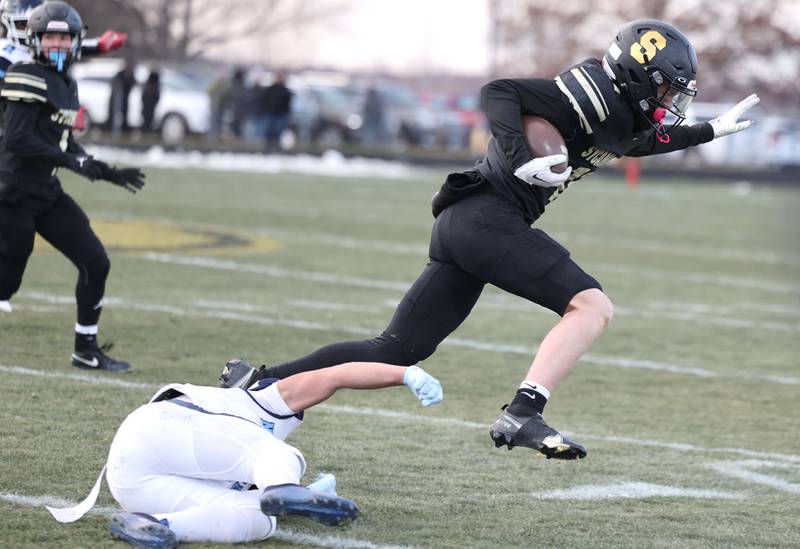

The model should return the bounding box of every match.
[260,483,360,526]
[219,358,259,388]
[489,405,587,460]
[71,342,131,373]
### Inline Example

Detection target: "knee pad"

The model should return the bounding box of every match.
[367,332,436,367]
[80,254,110,286]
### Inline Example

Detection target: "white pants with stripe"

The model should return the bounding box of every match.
[106,400,306,543]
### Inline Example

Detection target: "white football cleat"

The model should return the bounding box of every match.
[0,300,11,313]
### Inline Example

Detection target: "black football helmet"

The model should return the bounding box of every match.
[26,0,83,71]
[603,19,697,136]
[0,0,43,45]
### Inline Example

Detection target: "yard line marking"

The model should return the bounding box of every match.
[93,211,799,268]
[592,263,800,294]
[143,253,411,291]
[704,460,800,494]
[0,493,118,515]
[142,252,800,298]
[534,482,745,501]
[16,291,800,386]
[0,365,155,389]
[0,493,412,549]
[552,232,800,268]
[3,364,800,464]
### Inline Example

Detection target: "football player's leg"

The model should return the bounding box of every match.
[255,260,484,380]
[110,475,275,545]
[485,228,610,458]
[35,194,131,371]
[35,193,109,328]
[0,201,36,307]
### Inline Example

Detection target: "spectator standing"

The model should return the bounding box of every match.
[141,70,160,133]
[362,86,386,145]
[109,61,135,135]
[225,68,248,138]
[260,72,292,151]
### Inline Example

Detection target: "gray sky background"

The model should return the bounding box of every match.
[207,0,491,75]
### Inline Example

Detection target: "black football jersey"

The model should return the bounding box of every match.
[0,62,82,197]
[477,58,713,224]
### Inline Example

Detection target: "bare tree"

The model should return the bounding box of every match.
[71,0,351,62]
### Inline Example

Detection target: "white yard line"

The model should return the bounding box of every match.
[15,291,800,386]
[2,364,800,465]
[143,251,800,298]
[704,460,800,494]
[534,482,745,501]
[0,492,412,549]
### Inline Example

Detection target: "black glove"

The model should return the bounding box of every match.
[65,155,105,181]
[106,166,146,193]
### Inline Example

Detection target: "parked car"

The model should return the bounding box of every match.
[71,59,211,144]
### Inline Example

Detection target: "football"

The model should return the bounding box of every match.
[522,116,569,173]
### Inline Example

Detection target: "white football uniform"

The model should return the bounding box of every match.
[0,38,33,78]
[51,379,307,544]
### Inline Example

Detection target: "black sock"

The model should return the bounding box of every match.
[506,387,548,416]
[74,332,98,352]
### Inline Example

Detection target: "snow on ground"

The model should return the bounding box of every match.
[86,146,428,180]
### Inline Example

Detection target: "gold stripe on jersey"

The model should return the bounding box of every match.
[4,74,48,90]
[571,68,607,123]
[578,67,609,117]
[0,88,47,102]
[555,75,593,135]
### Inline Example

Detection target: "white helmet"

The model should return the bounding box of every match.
[0,0,44,46]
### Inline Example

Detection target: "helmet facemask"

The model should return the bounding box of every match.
[0,0,44,46]
[644,70,697,138]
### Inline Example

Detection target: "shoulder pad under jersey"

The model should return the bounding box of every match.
[0,38,32,78]
[554,58,618,135]
[1,62,49,103]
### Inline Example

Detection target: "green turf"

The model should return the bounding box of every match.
[1,166,798,548]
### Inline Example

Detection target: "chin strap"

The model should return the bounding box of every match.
[652,107,671,143]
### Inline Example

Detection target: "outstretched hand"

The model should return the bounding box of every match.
[403,366,443,407]
[97,30,128,53]
[709,94,760,139]
[107,167,146,193]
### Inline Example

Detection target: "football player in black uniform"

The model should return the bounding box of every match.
[220,20,758,459]
[0,1,145,371]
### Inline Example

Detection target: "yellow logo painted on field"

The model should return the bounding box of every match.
[34,219,283,255]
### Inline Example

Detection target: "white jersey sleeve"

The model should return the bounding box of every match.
[0,38,33,79]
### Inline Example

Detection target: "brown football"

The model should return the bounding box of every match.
[522,116,568,173]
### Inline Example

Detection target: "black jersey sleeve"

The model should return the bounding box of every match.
[481,78,578,172]
[625,122,714,157]
[67,132,86,156]
[2,99,72,165]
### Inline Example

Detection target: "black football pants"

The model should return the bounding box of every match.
[260,189,601,380]
[0,191,109,326]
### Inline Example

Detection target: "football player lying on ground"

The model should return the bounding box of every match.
[0,1,144,372]
[221,20,758,460]
[47,360,442,548]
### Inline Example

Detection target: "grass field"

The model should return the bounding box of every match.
[1,164,799,548]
